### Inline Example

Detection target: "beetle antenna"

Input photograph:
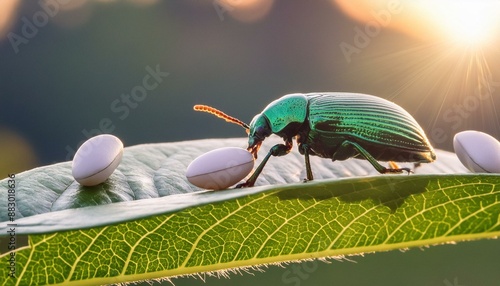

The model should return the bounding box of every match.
[194,105,250,130]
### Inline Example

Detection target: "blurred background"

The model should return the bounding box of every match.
[1,0,499,285]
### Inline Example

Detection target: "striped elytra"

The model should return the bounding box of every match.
[304,93,436,162]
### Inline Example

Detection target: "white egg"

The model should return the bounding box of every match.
[186,147,254,190]
[72,134,124,186]
[453,130,500,173]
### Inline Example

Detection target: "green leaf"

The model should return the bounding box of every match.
[2,138,498,286]
[0,137,467,228]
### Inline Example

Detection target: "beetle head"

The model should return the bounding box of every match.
[247,114,272,159]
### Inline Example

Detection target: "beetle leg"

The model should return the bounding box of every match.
[299,144,314,181]
[236,142,293,188]
[388,161,413,174]
[338,140,411,174]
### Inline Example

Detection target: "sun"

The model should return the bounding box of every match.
[426,0,500,47]
[334,0,500,48]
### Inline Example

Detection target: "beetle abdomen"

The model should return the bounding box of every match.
[306,93,436,162]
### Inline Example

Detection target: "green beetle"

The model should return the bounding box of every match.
[195,92,436,187]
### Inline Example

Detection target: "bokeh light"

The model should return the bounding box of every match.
[0,0,20,40]
[0,127,38,175]
[221,0,274,23]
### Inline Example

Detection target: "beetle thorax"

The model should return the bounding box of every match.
[261,93,308,136]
